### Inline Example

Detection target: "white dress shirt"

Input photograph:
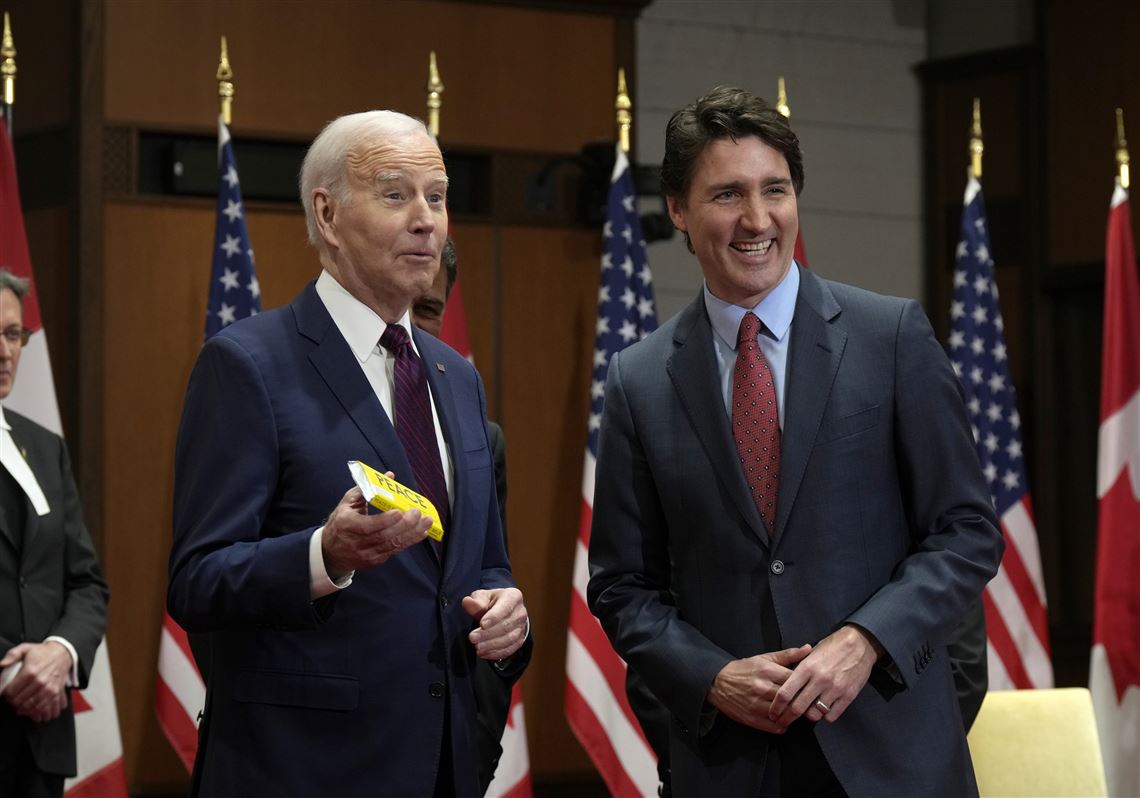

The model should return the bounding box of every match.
[307,271,454,598]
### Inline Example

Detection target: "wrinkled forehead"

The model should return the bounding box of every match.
[346,129,446,183]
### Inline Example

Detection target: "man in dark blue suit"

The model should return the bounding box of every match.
[588,87,1003,796]
[169,111,530,798]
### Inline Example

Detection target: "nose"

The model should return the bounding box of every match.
[408,193,439,235]
[741,195,770,233]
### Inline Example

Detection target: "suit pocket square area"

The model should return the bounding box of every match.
[818,404,880,444]
[234,669,359,711]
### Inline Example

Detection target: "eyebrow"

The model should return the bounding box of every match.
[376,171,450,187]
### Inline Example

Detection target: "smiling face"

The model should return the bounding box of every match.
[667,135,798,307]
[313,126,448,322]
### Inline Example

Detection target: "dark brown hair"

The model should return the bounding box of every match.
[661,85,805,204]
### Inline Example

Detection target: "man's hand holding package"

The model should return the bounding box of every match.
[463,588,528,661]
[0,641,72,724]
[322,485,432,579]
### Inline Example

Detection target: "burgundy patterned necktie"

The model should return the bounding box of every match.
[732,311,781,533]
[379,324,450,535]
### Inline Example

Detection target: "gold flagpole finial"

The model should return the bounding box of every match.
[969,98,983,180]
[1116,108,1130,190]
[2,13,16,107]
[426,51,443,139]
[776,76,790,119]
[217,35,234,125]
[616,68,631,153]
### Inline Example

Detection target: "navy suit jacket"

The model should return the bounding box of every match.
[169,282,522,797]
[588,268,1004,797]
[0,410,108,778]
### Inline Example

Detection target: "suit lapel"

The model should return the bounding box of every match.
[293,283,414,480]
[667,295,770,545]
[293,284,441,574]
[775,269,846,540]
[417,332,464,575]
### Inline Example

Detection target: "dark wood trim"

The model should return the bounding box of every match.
[455,0,651,17]
[77,0,104,549]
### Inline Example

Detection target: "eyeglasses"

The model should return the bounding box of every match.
[1,327,31,348]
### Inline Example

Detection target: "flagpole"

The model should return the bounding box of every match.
[776,76,790,119]
[217,35,233,125]
[1116,107,1130,189]
[426,51,443,139]
[616,68,630,153]
[970,98,983,179]
[2,12,15,133]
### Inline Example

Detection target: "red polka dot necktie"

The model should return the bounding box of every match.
[380,323,450,538]
[732,311,781,534]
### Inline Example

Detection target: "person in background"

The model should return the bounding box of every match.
[412,235,516,794]
[0,268,109,798]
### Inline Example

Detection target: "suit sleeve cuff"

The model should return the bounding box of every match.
[310,527,354,600]
[43,636,79,686]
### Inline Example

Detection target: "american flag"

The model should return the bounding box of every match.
[156,116,261,770]
[565,144,659,797]
[949,173,1052,691]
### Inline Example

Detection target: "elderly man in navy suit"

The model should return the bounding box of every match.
[169,111,529,798]
[588,86,1003,797]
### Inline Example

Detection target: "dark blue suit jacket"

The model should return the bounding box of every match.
[169,281,519,797]
[588,268,1004,797]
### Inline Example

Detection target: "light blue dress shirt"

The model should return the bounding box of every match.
[703,263,800,431]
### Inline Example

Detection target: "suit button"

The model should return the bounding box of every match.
[770,560,785,575]
[440,594,449,608]
[18,578,27,589]
[429,682,444,698]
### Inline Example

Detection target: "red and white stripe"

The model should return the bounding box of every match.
[982,497,1053,690]
[564,452,658,798]
[155,613,204,771]
[1090,180,1140,798]
[2,118,128,798]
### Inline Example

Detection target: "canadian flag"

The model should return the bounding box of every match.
[1,119,128,796]
[1090,178,1140,797]
[438,276,533,798]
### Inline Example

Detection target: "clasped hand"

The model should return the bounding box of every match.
[0,641,72,724]
[708,625,881,733]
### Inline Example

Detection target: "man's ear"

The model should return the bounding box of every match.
[666,194,688,233]
[312,189,339,249]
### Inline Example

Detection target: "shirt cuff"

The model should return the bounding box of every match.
[43,636,78,686]
[310,527,354,600]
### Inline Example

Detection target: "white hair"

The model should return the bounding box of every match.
[299,110,431,245]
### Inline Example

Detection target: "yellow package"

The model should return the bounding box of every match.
[347,460,445,542]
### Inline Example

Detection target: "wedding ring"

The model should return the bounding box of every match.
[814,698,831,713]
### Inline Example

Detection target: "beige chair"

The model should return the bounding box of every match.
[967,687,1108,797]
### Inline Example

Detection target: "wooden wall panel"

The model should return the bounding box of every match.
[1047,1,1140,266]
[498,225,599,776]
[104,0,615,153]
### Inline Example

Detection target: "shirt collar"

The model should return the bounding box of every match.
[315,270,417,362]
[704,261,800,350]
[0,404,9,431]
